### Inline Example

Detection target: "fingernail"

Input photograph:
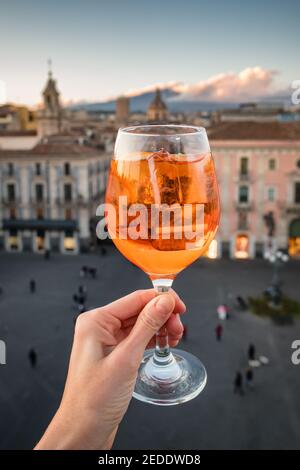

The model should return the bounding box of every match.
[155,294,174,314]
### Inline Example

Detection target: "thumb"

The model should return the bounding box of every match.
[122,293,175,359]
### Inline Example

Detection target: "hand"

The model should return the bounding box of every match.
[35,289,185,450]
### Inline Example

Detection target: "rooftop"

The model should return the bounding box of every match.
[208,121,300,140]
[0,134,105,158]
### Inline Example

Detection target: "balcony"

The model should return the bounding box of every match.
[235,201,254,211]
[284,201,300,215]
[55,196,88,208]
[236,171,253,183]
[1,197,21,206]
[2,218,77,231]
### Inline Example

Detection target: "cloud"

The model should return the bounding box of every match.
[123,67,280,103]
[124,81,183,98]
[175,67,279,102]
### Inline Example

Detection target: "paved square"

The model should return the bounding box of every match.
[0,249,300,449]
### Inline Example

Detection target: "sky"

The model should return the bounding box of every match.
[0,0,299,106]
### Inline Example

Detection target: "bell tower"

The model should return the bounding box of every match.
[37,60,61,137]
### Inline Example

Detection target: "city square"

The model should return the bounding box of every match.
[0,248,299,449]
[1,0,300,456]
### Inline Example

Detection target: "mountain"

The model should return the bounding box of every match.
[69,88,290,114]
[70,89,178,113]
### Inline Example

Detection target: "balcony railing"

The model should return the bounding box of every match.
[284,201,300,214]
[54,196,88,208]
[1,197,21,206]
[238,171,253,183]
[235,201,254,211]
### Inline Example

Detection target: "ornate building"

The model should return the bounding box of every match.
[0,135,110,253]
[209,121,300,259]
[37,65,62,137]
[0,69,111,254]
[147,88,168,122]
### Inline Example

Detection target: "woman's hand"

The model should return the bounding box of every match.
[35,289,185,450]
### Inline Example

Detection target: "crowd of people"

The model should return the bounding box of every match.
[213,298,270,397]
[2,248,270,402]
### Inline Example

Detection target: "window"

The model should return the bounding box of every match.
[238,185,249,203]
[8,229,18,250]
[7,184,16,202]
[267,187,275,202]
[36,230,45,251]
[269,158,276,170]
[36,208,44,219]
[9,208,16,219]
[65,208,72,220]
[64,162,71,176]
[295,182,300,204]
[35,163,41,175]
[35,184,44,202]
[64,230,75,251]
[8,163,14,176]
[235,234,249,259]
[240,157,248,175]
[64,183,72,202]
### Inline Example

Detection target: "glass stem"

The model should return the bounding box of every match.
[153,284,172,364]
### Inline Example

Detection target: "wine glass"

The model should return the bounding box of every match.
[105,125,220,405]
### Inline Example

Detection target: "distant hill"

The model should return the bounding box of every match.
[68,88,240,114]
[68,87,290,114]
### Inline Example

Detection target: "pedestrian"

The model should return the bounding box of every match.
[217,304,227,320]
[78,285,87,299]
[245,368,254,389]
[215,323,223,341]
[89,267,97,279]
[236,296,247,311]
[234,371,244,395]
[30,279,36,293]
[44,249,50,260]
[101,246,107,256]
[248,343,256,361]
[80,266,87,278]
[28,348,37,368]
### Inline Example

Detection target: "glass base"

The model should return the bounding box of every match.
[133,349,207,406]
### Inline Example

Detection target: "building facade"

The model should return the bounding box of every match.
[210,136,300,259]
[0,135,110,254]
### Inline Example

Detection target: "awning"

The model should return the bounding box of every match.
[2,219,77,231]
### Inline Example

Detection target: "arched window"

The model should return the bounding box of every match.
[235,234,249,259]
